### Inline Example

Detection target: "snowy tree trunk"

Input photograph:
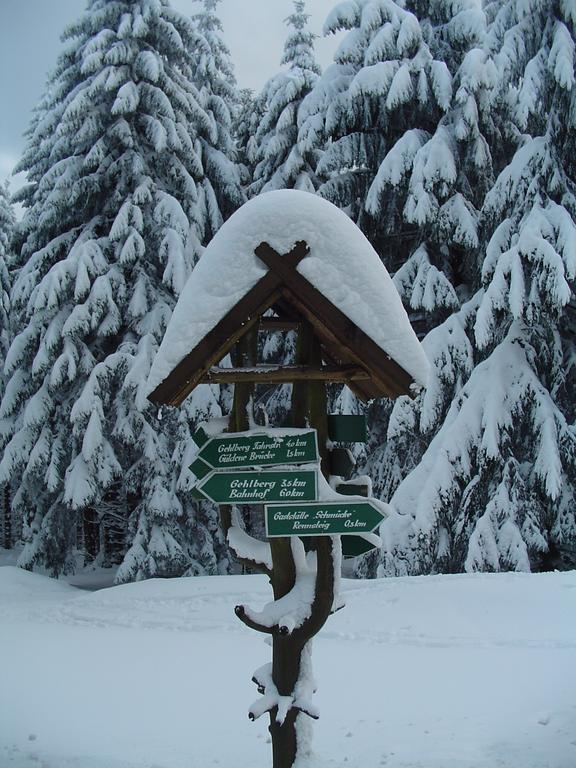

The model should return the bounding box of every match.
[272,323,334,765]
[1,484,11,549]
[82,508,100,564]
[101,486,129,567]
[267,538,336,768]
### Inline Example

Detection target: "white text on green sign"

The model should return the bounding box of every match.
[190,429,318,478]
[193,469,318,505]
[265,500,387,537]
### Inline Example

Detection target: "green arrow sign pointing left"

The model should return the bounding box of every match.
[193,469,318,505]
[265,500,387,538]
[190,429,318,478]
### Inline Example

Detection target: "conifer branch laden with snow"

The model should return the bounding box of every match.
[0,183,15,549]
[190,0,245,238]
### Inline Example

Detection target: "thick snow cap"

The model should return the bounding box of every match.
[146,190,429,397]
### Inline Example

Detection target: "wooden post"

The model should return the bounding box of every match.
[306,329,329,476]
[264,319,336,768]
[220,328,258,546]
[225,316,340,768]
[228,330,257,433]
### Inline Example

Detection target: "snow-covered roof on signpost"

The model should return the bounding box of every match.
[146,190,429,405]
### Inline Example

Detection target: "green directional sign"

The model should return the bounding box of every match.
[193,469,318,505]
[335,480,377,557]
[265,500,387,538]
[327,414,367,443]
[340,535,379,557]
[328,447,355,479]
[190,429,318,478]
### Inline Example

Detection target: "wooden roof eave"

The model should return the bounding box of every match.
[148,279,282,406]
[147,241,416,407]
[147,241,310,407]
[279,287,410,401]
[253,242,414,400]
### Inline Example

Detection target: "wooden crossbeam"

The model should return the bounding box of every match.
[258,317,301,332]
[200,365,371,384]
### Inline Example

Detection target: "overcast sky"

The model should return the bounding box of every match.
[0,0,342,192]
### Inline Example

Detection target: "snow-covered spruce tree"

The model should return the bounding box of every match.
[296,1,449,502]
[0,182,14,549]
[360,1,499,500]
[300,0,455,263]
[118,0,245,582]
[377,0,576,576]
[0,182,14,389]
[234,87,265,190]
[190,0,245,237]
[250,0,322,196]
[241,1,322,430]
[0,0,241,578]
[298,2,500,580]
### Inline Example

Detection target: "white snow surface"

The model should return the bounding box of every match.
[1,563,575,768]
[146,190,429,397]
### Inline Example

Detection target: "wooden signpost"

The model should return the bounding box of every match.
[148,230,423,768]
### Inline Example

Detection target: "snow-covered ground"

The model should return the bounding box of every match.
[0,563,575,768]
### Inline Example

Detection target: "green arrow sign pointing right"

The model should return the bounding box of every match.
[265,500,387,538]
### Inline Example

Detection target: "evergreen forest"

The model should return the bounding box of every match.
[0,0,574,582]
